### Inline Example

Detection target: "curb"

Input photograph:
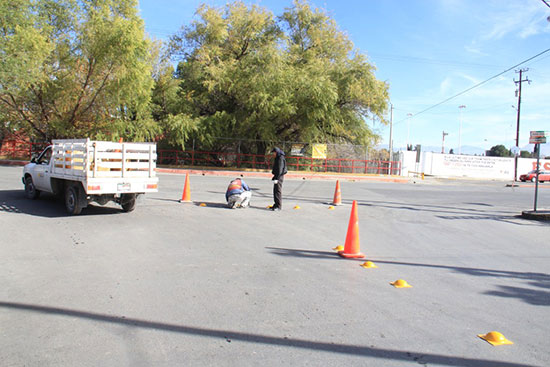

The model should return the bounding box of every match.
[0,160,27,166]
[156,167,410,183]
[521,210,550,221]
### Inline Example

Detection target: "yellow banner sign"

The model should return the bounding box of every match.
[312,144,327,159]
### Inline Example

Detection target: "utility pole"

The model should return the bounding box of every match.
[388,104,393,175]
[513,68,531,181]
[442,131,449,154]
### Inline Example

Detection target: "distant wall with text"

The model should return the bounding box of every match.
[400,151,550,180]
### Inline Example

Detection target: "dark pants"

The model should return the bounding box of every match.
[273,175,284,209]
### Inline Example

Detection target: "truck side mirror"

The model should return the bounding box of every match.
[30,153,38,163]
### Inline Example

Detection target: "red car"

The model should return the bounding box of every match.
[519,170,550,182]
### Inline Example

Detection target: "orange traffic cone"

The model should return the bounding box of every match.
[338,200,364,258]
[332,180,342,205]
[179,173,191,202]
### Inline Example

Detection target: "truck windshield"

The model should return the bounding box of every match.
[37,147,52,165]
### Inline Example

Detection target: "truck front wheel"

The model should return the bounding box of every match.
[25,176,40,199]
[65,185,82,215]
[121,193,137,212]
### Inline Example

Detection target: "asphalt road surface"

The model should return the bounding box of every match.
[1,165,549,367]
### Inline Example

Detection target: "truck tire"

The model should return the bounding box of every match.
[25,176,40,199]
[121,193,137,212]
[65,185,82,215]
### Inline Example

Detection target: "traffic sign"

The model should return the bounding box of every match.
[530,130,549,138]
[529,136,547,144]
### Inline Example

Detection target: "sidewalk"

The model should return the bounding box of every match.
[156,166,410,183]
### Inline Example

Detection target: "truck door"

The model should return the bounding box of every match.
[34,147,53,192]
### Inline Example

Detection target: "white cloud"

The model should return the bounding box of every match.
[477,0,549,41]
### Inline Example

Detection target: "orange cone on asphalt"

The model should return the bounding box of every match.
[338,200,365,259]
[179,173,191,202]
[332,180,342,205]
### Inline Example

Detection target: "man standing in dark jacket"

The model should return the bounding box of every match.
[271,147,287,211]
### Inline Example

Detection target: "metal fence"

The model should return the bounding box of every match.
[1,140,401,175]
[158,149,401,175]
[0,140,49,160]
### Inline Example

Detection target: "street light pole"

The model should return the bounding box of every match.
[407,113,412,149]
[458,105,466,155]
[388,104,393,175]
[442,131,449,154]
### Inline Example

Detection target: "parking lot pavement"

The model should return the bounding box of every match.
[1,165,549,367]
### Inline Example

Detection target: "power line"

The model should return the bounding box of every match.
[394,48,550,124]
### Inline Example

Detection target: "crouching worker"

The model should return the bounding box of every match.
[226,178,252,208]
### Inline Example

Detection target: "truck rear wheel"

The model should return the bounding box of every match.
[121,193,137,212]
[65,185,82,215]
[24,176,40,200]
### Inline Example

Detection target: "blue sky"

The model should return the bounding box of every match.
[138,0,550,153]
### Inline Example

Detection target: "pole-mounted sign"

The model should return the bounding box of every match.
[529,131,549,212]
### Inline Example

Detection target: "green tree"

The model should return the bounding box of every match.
[519,150,533,158]
[0,0,156,142]
[167,0,389,154]
[487,144,511,157]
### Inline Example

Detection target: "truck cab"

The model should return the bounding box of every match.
[25,146,54,193]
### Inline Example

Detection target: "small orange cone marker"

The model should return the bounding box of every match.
[360,261,377,268]
[390,279,412,288]
[328,205,335,210]
[478,332,513,346]
[294,205,301,210]
[199,203,207,207]
[332,180,342,205]
[118,137,123,143]
[179,173,191,202]
[338,200,365,258]
[332,245,344,252]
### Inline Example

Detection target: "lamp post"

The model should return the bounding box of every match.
[442,131,449,154]
[458,105,466,155]
[406,113,412,149]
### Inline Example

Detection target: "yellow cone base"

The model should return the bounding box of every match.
[478,332,513,346]
[360,261,377,268]
[338,250,365,259]
[390,279,412,288]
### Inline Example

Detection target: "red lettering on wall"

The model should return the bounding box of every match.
[532,162,550,170]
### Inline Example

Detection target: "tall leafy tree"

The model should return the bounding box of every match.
[167,0,389,154]
[0,0,156,141]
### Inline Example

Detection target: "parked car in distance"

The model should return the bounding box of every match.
[519,170,550,183]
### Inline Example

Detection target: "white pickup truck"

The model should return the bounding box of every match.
[22,139,158,214]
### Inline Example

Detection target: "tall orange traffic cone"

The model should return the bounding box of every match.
[179,173,191,202]
[332,180,342,205]
[338,200,365,258]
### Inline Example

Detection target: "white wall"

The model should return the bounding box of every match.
[399,150,550,180]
